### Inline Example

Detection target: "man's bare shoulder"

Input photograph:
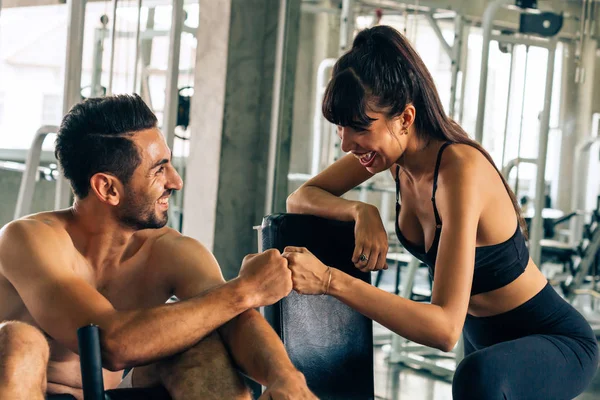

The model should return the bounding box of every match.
[0,211,76,281]
[0,211,73,248]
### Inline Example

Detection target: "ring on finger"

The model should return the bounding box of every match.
[359,253,369,263]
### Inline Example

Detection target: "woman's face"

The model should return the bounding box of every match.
[336,109,409,174]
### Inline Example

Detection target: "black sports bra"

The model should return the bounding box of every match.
[394,142,529,296]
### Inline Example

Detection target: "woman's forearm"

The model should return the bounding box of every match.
[287,186,365,222]
[329,269,461,352]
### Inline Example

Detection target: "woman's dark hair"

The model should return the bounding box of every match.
[322,25,526,235]
[55,94,158,199]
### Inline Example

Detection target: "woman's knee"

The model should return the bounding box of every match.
[0,321,50,361]
[453,351,506,400]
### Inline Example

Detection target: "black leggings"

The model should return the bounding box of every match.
[453,283,599,400]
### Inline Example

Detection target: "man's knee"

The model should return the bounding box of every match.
[453,351,506,400]
[0,321,49,361]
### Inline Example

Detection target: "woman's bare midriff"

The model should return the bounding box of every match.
[467,259,549,317]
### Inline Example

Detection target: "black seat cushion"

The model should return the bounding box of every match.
[46,395,77,400]
[261,214,374,400]
[104,386,171,399]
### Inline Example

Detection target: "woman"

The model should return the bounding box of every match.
[284,25,598,399]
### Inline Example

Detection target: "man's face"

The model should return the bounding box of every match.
[117,128,183,231]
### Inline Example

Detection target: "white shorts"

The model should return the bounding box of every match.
[116,369,134,389]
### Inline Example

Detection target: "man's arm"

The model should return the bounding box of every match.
[0,220,289,371]
[160,235,306,388]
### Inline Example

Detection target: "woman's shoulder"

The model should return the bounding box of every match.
[438,143,493,184]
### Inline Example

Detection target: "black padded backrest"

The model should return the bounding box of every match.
[261,214,374,400]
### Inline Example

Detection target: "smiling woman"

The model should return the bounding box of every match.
[286,25,599,400]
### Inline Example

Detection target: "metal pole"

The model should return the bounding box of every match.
[474,0,512,144]
[529,40,557,265]
[90,27,106,98]
[140,7,156,107]
[339,0,354,54]
[424,13,452,59]
[500,45,516,169]
[163,0,184,150]
[15,126,59,219]
[55,0,86,210]
[457,21,470,124]
[311,58,336,176]
[132,0,143,94]
[107,0,118,95]
[449,15,463,119]
[265,0,288,216]
[569,136,600,244]
[514,46,530,198]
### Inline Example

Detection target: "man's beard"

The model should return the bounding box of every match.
[117,189,169,231]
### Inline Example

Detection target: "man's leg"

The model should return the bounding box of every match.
[0,321,49,400]
[131,332,252,400]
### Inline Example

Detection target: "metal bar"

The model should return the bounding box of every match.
[90,27,106,97]
[501,157,537,180]
[529,40,557,265]
[424,13,452,59]
[568,224,600,299]
[490,33,553,49]
[163,0,184,149]
[449,14,463,118]
[569,136,600,244]
[339,0,354,54]
[55,0,86,210]
[457,20,470,124]
[15,126,58,219]
[132,0,143,93]
[265,0,288,215]
[140,7,156,108]
[475,0,513,144]
[107,0,118,95]
[500,45,516,169]
[77,325,105,400]
[514,45,530,198]
[311,58,336,176]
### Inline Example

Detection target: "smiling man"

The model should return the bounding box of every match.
[0,95,315,400]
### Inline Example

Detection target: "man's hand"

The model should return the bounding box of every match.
[258,372,318,400]
[238,249,293,308]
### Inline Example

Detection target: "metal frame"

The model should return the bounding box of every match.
[501,157,537,179]
[569,135,600,244]
[264,0,290,216]
[14,126,59,219]
[55,0,86,211]
[475,0,514,144]
[162,0,184,150]
[474,0,559,265]
[529,39,558,265]
[311,58,336,176]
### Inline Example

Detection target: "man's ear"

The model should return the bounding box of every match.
[89,173,124,206]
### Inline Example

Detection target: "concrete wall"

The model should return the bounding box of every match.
[183,0,301,279]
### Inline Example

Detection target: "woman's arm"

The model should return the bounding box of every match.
[288,154,390,271]
[286,154,374,221]
[287,155,484,351]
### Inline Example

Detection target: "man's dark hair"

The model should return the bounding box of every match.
[54,94,158,199]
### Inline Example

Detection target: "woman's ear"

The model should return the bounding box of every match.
[401,104,416,131]
[89,173,123,206]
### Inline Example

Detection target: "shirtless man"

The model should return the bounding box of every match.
[0,94,315,400]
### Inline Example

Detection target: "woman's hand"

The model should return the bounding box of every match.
[353,203,389,272]
[283,247,332,295]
